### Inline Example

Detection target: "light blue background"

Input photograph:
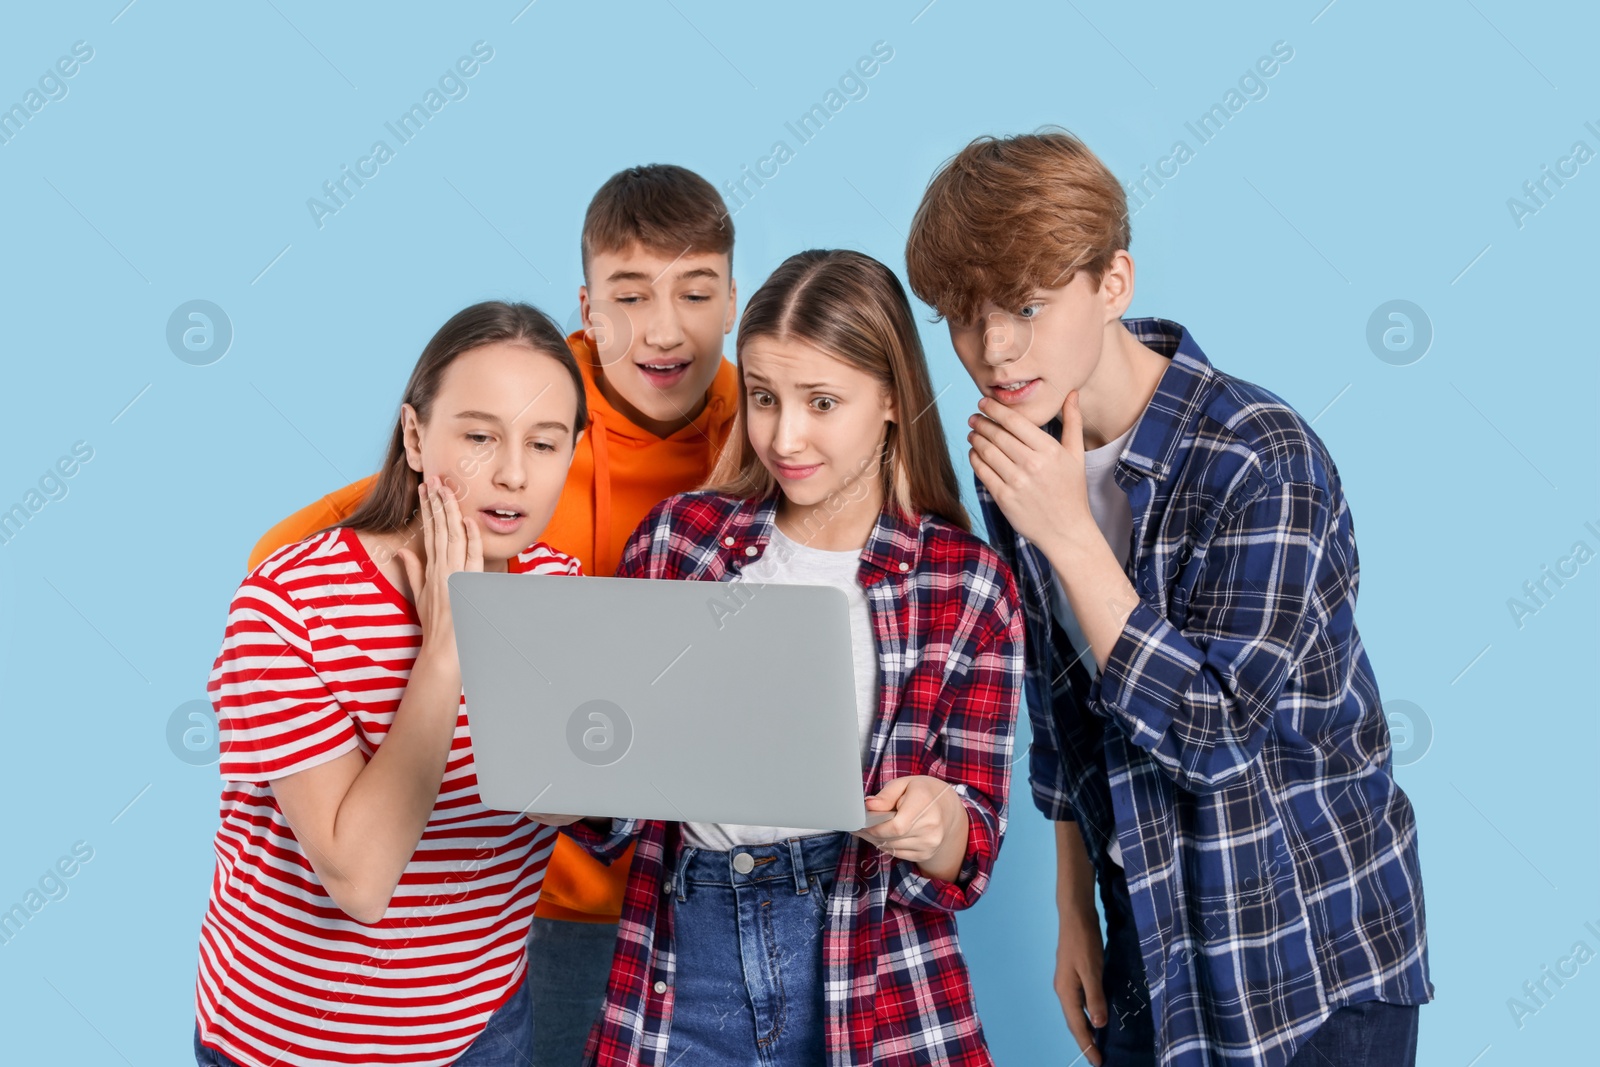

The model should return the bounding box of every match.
[1,1,1595,1063]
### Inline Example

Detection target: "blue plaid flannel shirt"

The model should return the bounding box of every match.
[976,318,1432,1066]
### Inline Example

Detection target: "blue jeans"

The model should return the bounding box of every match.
[193,972,533,1067]
[1095,862,1157,1066]
[664,833,846,1067]
[1094,863,1419,1066]
[526,916,618,1066]
[1285,998,1419,1065]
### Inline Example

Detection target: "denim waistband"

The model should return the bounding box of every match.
[671,833,846,899]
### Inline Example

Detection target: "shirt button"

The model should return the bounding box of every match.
[732,852,756,875]
[653,980,668,994]
[744,546,758,557]
[723,536,735,547]
[898,561,910,572]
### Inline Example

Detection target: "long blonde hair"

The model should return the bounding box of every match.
[705,249,968,531]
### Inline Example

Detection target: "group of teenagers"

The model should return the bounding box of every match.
[193,130,1432,1067]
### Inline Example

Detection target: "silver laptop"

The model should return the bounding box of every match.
[448,571,893,833]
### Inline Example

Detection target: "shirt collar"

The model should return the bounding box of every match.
[1036,318,1212,489]
[720,493,923,583]
[1116,317,1214,486]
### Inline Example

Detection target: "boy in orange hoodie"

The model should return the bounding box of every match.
[243,164,739,1066]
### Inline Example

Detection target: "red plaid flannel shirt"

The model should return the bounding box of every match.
[565,490,1023,1067]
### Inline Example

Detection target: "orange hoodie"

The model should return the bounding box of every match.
[244,330,741,923]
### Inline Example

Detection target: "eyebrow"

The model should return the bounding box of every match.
[453,410,572,433]
[604,266,722,284]
[740,374,838,391]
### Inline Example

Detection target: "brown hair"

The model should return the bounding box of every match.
[329,301,588,539]
[904,127,1130,325]
[581,164,734,278]
[705,249,969,532]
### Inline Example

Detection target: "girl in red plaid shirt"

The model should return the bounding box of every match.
[563,249,1025,1067]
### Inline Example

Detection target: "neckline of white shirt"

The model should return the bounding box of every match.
[1083,419,1138,473]
[765,523,865,559]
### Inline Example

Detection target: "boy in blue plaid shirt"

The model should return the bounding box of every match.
[905,130,1432,1067]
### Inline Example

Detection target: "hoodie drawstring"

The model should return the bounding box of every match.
[705,394,728,481]
[590,411,614,577]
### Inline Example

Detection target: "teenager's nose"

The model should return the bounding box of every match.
[493,445,528,492]
[642,299,685,351]
[772,406,807,456]
[981,311,1023,365]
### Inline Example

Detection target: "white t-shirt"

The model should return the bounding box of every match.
[1049,420,1137,867]
[681,526,880,851]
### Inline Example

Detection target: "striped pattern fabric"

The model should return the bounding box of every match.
[978,318,1432,1066]
[195,527,579,1067]
[568,491,1025,1067]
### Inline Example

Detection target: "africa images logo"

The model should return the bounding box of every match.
[566,699,633,767]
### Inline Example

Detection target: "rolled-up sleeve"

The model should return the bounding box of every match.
[887,583,1023,914]
[1097,478,1329,793]
[559,818,640,864]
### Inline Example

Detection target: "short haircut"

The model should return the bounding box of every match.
[904,128,1130,325]
[581,164,734,279]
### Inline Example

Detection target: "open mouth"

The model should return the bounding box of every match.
[991,378,1041,404]
[478,508,525,534]
[637,359,692,388]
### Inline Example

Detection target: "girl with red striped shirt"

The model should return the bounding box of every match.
[194,302,592,1067]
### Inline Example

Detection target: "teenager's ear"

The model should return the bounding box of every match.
[400,403,424,473]
[723,277,738,336]
[578,286,593,332]
[1099,250,1136,321]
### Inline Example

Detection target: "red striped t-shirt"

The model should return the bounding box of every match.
[195,526,581,1067]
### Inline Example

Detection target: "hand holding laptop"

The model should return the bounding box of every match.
[451,572,897,834]
[524,812,585,827]
[851,775,971,882]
